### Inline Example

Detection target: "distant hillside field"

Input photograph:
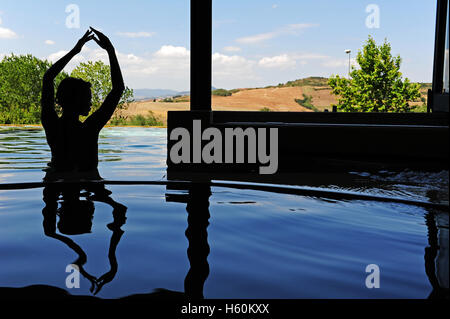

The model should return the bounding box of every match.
[121,77,430,125]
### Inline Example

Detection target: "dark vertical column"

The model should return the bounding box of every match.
[432,0,448,97]
[184,184,211,299]
[190,0,212,111]
[423,212,442,298]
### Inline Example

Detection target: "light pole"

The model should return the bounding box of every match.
[345,49,351,79]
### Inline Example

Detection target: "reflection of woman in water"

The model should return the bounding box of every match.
[41,27,124,181]
[42,183,127,295]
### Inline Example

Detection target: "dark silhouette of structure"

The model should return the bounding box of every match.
[41,28,125,180]
[424,189,449,299]
[165,183,211,299]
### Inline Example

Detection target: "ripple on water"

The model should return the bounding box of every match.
[0,126,448,298]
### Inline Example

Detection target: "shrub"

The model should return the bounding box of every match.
[0,54,68,124]
[212,89,232,96]
[295,94,318,112]
[109,111,163,126]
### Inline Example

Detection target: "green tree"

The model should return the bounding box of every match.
[70,60,134,116]
[328,36,421,112]
[0,54,68,124]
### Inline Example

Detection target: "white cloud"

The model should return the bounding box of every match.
[257,52,328,69]
[213,53,255,75]
[237,32,275,44]
[258,54,296,69]
[223,46,241,52]
[291,53,329,60]
[116,31,155,38]
[45,42,334,90]
[322,57,357,68]
[119,52,159,75]
[236,23,318,44]
[212,52,259,88]
[154,45,190,58]
[213,53,250,66]
[272,4,278,9]
[0,15,18,39]
[212,50,328,88]
[47,50,69,63]
[45,40,55,45]
[46,47,103,69]
[0,27,18,39]
[46,45,191,87]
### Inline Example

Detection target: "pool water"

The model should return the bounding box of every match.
[0,126,448,299]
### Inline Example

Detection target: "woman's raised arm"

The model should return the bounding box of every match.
[84,27,125,131]
[41,30,93,129]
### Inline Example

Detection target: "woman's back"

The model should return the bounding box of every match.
[45,118,99,172]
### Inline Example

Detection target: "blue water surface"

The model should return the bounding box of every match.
[0,126,448,299]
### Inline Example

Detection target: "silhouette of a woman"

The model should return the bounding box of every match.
[41,27,125,180]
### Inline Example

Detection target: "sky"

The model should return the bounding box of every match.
[0,0,438,91]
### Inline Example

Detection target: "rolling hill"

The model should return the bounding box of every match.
[121,77,430,125]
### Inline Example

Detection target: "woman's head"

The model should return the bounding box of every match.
[56,77,92,116]
[57,200,95,235]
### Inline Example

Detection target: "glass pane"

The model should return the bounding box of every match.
[0,0,189,126]
[212,0,436,112]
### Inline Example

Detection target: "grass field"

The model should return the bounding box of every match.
[117,77,430,125]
